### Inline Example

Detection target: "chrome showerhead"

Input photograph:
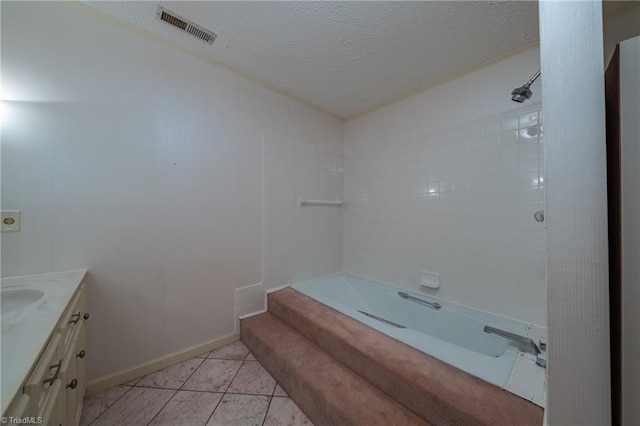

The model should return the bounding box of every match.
[511,70,541,103]
[511,85,533,103]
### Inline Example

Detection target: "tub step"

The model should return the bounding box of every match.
[266,288,543,426]
[240,312,429,426]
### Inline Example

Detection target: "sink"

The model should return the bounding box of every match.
[1,288,45,314]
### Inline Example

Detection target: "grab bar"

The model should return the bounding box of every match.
[297,196,343,207]
[358,311,406,328]
[398,292,441,310]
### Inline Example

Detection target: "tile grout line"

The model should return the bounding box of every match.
[204,351,251,425]
[261,381,279,426]
[87,384,136,426]
[144,356,206,426]
[144,389,179,426]
[131,383,277,398]
[204,392,227,426]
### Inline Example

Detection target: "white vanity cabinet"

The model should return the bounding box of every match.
[4,280,88,426]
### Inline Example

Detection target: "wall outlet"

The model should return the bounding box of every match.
[420,270,440,289]
[1,210,21,232]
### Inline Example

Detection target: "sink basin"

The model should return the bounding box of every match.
[1,288,45,314]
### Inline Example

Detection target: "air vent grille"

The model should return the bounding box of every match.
[157,6,216,45]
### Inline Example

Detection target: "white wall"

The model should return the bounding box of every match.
[0,2,342,380]
[262,137,343,291]
[620,35,640,426]
[540,1,611,424]
[603,5,640,66]
[343,48,546,325]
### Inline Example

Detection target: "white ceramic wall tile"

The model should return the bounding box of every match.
[262,137,343,290]
[344,66,546,325]
[1,2,342,381]
[504,352,547,407]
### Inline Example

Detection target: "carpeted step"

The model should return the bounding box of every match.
[267,287,543,426]
[240,312,429,426]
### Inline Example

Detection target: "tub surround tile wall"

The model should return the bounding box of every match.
[1,1,342,382]
[262,137,344,290]
[343,48,546,326]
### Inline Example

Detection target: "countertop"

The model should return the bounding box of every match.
[1,270,86,414]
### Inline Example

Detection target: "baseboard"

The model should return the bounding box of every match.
[85,332,239,395]
[238,309,267,320]
[265,284,290,294]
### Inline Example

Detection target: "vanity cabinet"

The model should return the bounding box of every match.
[5,282,88,426]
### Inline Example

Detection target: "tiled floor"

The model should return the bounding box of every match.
[80,341,313,426]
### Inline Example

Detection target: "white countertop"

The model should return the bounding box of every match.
[1,270,86,414]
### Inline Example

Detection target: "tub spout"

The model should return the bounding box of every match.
[483,325,547,368]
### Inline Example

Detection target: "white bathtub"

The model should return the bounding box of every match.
[292,273,529,387]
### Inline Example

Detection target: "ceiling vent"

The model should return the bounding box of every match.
[157,6,216,45]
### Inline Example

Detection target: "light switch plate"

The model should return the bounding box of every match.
[1,210,21,232]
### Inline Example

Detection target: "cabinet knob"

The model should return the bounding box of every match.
[67,379,78,389]
[77,350,86,359]
[83,313,90,320]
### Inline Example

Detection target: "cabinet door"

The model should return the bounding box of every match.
[40,379,63,426]
[62,318,86,426]
[62,284,87,426]
[60,331,78,426]
[73,318,87,424]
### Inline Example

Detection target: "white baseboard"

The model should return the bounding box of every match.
[85,332,239,395]
[265,284,290,294]
[238,309,267,320]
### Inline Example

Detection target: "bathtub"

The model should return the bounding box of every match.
[291,273,529,387]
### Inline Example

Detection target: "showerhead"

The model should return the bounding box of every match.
[511,70,541,103]
[511,85,533,103]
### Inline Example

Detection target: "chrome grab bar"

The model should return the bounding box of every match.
[358,311,406,328]
[398,292,441,310]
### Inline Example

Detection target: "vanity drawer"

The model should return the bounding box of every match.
[57,284,86,352]
[24,332,63,416]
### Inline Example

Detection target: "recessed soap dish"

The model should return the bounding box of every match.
[420,271,440,289]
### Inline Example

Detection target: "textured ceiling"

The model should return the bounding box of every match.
[80,1,633,119]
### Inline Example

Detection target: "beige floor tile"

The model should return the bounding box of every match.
[195,351,211,358]
[208,341,249,360]
[148,390,223,426]
[182,359,243,392]
[273,384,288,397]
[264,397,313,426]
[79,385,131,426]
[91,387,175,426]
[246,352,257,361]
[123,378,141,386]
[206,394,270,426]
[227,361,276,395]
[137,358,204,389]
